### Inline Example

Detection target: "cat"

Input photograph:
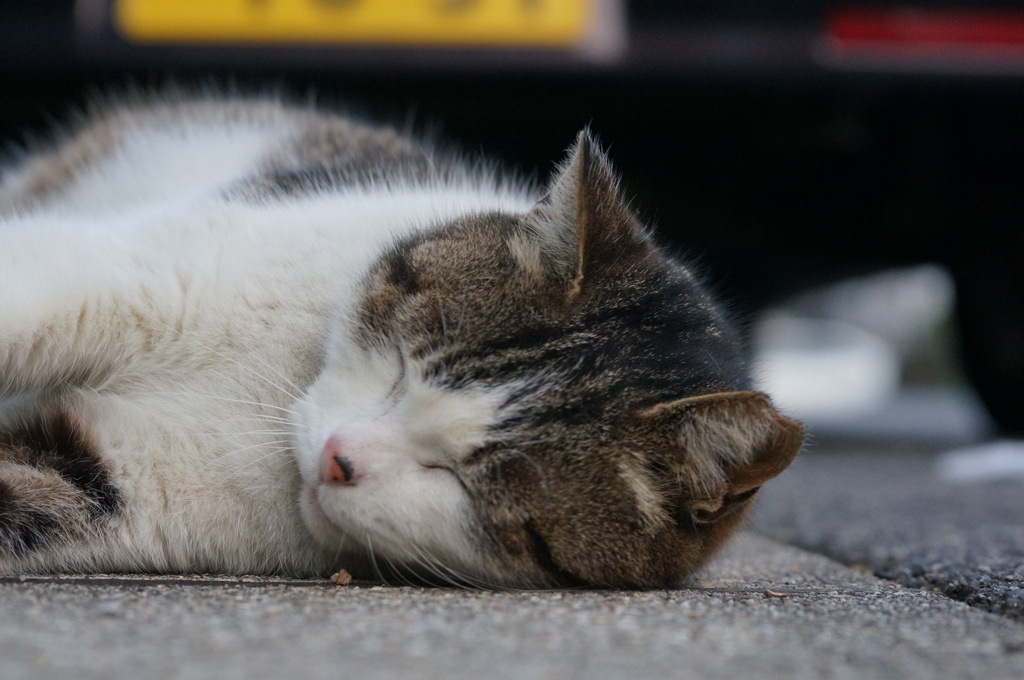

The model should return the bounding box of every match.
[0,94,804,588]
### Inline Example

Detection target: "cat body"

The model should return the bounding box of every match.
[0,96,803,587]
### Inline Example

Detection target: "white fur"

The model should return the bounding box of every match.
[292,351,521,574]
[0,109,536,577]
[53,126,281,214]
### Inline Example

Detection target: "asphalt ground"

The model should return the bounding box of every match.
[751,439,1024,620]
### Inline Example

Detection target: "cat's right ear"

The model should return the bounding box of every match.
[519,131,651,295]
[636,391,805,519]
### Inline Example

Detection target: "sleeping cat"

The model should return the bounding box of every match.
[0,95,804,588]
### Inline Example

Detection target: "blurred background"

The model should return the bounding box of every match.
[2,0,1022,440]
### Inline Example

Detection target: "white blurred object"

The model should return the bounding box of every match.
[753,314,901,422]
[784,265,955,351]
[752,265,964,428]
[936,441,1024,483]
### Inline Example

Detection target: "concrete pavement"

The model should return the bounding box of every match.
[3,531,1023,680]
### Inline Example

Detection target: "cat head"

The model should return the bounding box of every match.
[291,132,804,588]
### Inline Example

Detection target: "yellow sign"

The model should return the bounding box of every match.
[114,0,594,48]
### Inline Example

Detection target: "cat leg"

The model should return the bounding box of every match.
[0,408,121,571]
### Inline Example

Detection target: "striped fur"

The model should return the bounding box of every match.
[0,410,119,559]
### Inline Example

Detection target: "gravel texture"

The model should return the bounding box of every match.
[751,442,1024,619]
[3,533,1023,680]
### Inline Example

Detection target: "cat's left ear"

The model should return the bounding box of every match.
[637,391,805,522]
[523,131,650,294]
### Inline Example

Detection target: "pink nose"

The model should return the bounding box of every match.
[320,434,357,484]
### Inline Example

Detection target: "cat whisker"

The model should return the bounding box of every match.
[427,558,485,589]
[380,553,424,588]
[202,440,293,476]
[216,444,292,475]
[151,319,304,401]
[326,527,360,575]
[145,428,293,441]
[409,544,508,590]
[397,541,470,588]
[97,389,300,417]
[184,430,293,438]
[216,437,292,457]
[364,535,389,586]
[224,451,295,492]
[413,559,467,589]
[218,412,294,424]
[395,544,457,588]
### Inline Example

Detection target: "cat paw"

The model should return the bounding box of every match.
[0,412,121,567]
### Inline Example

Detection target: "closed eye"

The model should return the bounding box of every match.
[421,463,469,492]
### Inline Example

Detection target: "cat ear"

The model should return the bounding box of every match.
[522,131,649,294]
[638,391,805,522]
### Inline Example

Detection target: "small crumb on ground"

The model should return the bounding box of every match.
[330,570,353,585]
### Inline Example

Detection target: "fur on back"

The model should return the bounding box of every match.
[0,94,803,587]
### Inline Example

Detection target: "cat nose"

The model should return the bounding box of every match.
[320,434,358,485]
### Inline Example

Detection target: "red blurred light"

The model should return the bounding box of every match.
[827,8,1024,53]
